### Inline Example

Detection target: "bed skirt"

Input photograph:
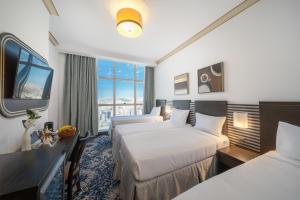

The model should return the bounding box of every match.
[114,160,121,180]
[108,123,114,142]
[120,155,217,200]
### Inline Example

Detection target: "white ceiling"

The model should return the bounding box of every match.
[50,0,243,65]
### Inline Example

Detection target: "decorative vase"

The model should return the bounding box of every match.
[21,119,36,151]
[21,128,32,151]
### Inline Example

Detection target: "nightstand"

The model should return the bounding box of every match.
[217,145,259,173]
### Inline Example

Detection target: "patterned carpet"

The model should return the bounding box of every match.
[74,135,120,200]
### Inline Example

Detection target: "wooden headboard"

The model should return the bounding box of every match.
[194,101,228,135]
[172,100,191,124]
[260,102,300,153]
[156,99,167,117]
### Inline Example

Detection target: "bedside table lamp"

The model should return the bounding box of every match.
[165,105,172,120]
[233,112,248,129]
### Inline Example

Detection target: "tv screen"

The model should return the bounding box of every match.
[13,49,53,100]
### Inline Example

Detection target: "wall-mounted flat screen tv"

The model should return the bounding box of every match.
[12,49,54,100]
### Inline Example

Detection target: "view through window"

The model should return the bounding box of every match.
[97,59,144,130]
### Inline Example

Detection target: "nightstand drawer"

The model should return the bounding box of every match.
[218,152,244,168]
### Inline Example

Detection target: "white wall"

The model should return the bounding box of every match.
[48,46,66,129]
[48,42,60,129]
[0,0,49,154]
[48,44,68,130]
[155,0,300,104]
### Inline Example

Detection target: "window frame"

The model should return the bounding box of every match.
[98,61,144,116]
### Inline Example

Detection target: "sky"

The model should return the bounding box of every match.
[17,49,52,89]
[97,59,144,103]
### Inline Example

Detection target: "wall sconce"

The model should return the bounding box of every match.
[233,112,248,129]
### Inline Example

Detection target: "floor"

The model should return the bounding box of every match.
[74,135,120,200]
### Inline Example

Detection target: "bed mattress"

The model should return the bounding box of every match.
[173,151,300,200]
[121,127,229,181]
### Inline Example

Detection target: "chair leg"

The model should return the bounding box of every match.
[67,179,73,200]
[76,174,81,192]
[76,180,81,192]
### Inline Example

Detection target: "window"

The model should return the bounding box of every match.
[97,59,144,130]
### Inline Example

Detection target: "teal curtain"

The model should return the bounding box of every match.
[63,54,98,136]
[143,66,155,114]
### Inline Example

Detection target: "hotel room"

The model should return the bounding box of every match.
[0,0,299,200]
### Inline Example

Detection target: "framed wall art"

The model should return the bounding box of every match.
[198,62,224,94]
[174,73,189,95]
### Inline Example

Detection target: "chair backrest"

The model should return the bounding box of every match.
[68,131,90,180]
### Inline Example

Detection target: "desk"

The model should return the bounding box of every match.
[0,133,78,199]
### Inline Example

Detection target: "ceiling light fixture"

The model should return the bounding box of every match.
[116,8,142,38]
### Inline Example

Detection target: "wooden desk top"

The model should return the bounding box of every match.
[0,133,78,197]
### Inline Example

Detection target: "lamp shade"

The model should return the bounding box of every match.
[116,8,143,38]
[233,112,248,129]
[165,105,172,115]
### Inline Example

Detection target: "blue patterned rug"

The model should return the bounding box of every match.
[74,135,120,200]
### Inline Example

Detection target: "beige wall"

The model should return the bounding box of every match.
[155,0,300,103]
[48,42,60,129]
[48,44,66,129]
[0,0,50,154]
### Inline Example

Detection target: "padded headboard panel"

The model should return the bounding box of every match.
[172,100,191,110]
[194,101,228,135]
[172,100,191,124]
[260,102,300,154]
[156,99,167,117]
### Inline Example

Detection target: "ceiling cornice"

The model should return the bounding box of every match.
[42,0,59,16]
[49,32,60,46]
[156,0,260,65]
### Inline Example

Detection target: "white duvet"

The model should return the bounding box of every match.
[121,127,229,181]
[113,121,188,161]
[109,115,164,141]
[111,115,163,127]
[174,151,300,200]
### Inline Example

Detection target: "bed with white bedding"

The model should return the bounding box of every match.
[111,114,163,127]
[109,111,163,141]
[113,121,191,179]
[118,100,228,200]
[108,100,166,140]
[122,127,229,181]
[113,100,191,179]
[174,101,300,200]
[113,121,182,160]
[173,151,300,200]
[120,127,229,200]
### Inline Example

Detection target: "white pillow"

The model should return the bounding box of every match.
[276,122,300,161]
[170,108,190,126]
[194,113,226,136]
[150,106,161,116]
